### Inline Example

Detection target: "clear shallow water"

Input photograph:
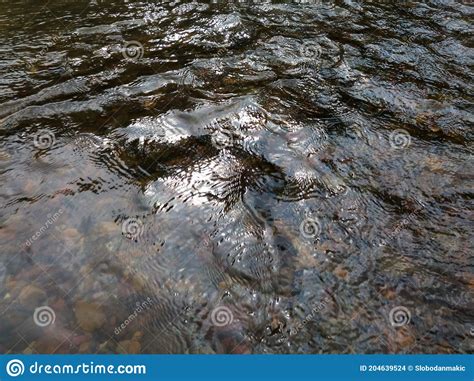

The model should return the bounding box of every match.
[0,0,473,354]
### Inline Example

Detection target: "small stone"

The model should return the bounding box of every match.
[127,340,141,354]
[78,341,91,353]
[63,228,81,240]
[97,340,111,353]
[19,285,47,306]
[117,331,142,354]
[380,287,397,300]
[132,331,143,341]
[271,316,282,331]
[334,265,348,280]
[71,334,91,347]
[395,329,415,348]
[74,301,106,332]
[35,336,65,354]
[23,179,39,194]
[50,298,66,312]
[0,150,11,161]
[98,221,119,235]
[130,274,146,292]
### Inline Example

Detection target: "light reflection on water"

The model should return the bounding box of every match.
[0,0,472,354]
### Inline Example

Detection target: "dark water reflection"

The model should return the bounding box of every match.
[0,0,472,354]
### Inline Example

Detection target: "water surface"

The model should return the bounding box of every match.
[0,0,473,354]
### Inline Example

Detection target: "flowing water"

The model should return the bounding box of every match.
[0,0,473,354]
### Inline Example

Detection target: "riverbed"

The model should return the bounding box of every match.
[0,0,472,354]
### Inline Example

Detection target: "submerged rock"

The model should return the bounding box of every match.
[74,301,106,332]
[18,285,47,306]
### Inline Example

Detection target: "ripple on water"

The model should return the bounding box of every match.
[0,0,472,354]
